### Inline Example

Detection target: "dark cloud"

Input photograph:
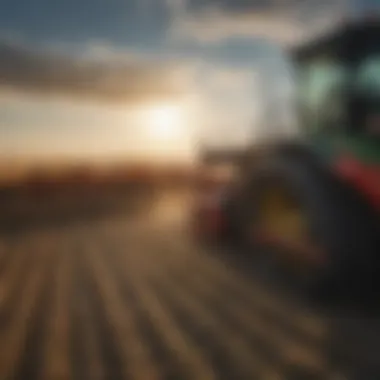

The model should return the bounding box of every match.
[186,0,271,13]
[181,0,347,19]
[0,40,189,103]
[184,0,325,13]
[170,0,349,45]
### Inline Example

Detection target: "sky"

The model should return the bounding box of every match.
[0,0,372,165]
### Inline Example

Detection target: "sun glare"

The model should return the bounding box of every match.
[146,104,183,140]
[136,102,195,161]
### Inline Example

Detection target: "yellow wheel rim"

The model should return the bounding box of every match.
[254,186,325,272]
[259,188,307,243]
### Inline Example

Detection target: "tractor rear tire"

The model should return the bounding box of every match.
[239,150,380,300]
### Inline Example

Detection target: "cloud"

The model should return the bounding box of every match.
[0,39,194,104]
[167,0,350,46]
[170,8,301,45]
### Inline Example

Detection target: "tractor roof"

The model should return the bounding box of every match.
[290,18,380,62]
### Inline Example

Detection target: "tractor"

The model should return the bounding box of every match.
[192,17,380,298]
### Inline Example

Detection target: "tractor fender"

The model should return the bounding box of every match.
[240,140,333,193]
[261,141,328,173]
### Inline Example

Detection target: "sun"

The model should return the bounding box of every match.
[136,101,195,161]
[146,104,183,140]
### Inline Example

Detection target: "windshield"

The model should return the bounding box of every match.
[298,57,348,132]
[354,55,380,137]
[298,39,380,137]
[356,55,380,96]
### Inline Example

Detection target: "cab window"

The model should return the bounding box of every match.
[353,55,380,137]
[298,57,348,133]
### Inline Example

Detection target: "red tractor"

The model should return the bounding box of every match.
[192,18,380,298]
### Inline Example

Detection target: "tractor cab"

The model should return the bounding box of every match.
[290,18,380,211]
[293,19,380,142]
